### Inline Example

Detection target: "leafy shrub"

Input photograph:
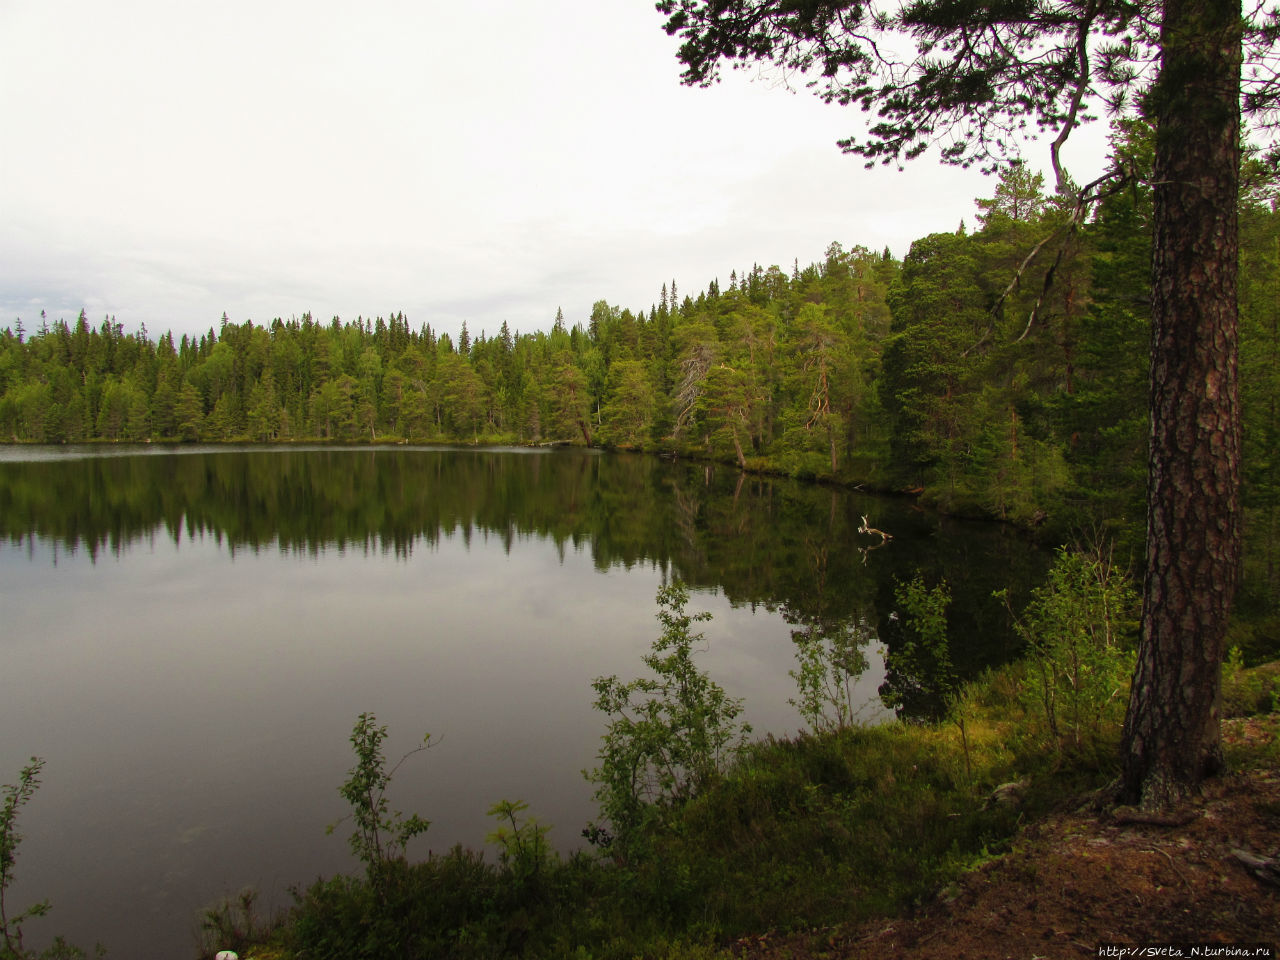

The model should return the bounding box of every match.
[288,848,509,960]
[327,713,432,903]
[1,759,50,960]
[999,544,1138,751]
[881,575,972,778]
[881,575,955,717]
[486,800,553,889]
[788,616,876,732]
[587,581,751,853]
[1222,647,1280,717]
[199,888,282,959]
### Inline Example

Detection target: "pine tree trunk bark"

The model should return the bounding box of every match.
[1120,0,1243,809]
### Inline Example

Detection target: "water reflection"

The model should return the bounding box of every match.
[0,446,1047,958]
[1,445,1046,644]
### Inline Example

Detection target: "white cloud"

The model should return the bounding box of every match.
[0,0,1111,341]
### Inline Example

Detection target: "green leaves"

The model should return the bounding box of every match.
[882,574,955,719]
[485,800,553,886]
[587,581,751,850]
[1000,544,1138,750]
[788,616,875,733]
[1,758,90,960]
[331,713,432,897]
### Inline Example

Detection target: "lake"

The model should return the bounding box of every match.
[0,445,1047,957]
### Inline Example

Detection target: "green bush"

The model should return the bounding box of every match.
[486,800,554,890]
[788,616,875,733]
[288,849,512,960]
[327,712,432,902]
[883,575,973,779]
[999,544,1138,752]
[587,581,751,853]
[1,759,50,960]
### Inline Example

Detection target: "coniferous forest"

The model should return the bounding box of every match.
[3,150,1278,656]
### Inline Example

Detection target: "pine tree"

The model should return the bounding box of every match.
[658,0,1264,809]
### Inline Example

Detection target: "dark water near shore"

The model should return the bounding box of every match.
[0,445,1048,957]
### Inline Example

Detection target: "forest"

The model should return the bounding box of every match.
[2,136,1278,658]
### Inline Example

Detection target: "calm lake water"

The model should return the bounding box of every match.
[0,446,1047,958]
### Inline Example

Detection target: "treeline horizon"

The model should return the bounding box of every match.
[3,133,1278,651]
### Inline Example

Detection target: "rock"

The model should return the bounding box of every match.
[986,780,1030,809]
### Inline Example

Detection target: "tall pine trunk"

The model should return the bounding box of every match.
[1120,0,1242,808]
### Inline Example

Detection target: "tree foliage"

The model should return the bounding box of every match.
[1,759,49,959]
[654,0,1278,809]
[7,5,1280,809]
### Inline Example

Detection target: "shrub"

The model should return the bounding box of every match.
[999,543,1138,751]
[199,888,282,959]
[327,713,432,904]
[1222,647,1280,717]
[787,616,876,733]
[485,800,553,889]
[587,581,751,853]
[1,759,50,959]
[881,575,972,778]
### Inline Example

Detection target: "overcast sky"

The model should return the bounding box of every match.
[0,0,1112,344]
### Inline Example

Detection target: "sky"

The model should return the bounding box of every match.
[0,0,1112,344]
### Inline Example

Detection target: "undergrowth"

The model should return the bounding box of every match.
[208,552,1277,960]
[233,677,1127,959]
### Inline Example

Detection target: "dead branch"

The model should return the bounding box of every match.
[858,515,893,541]
[673,344,714,435]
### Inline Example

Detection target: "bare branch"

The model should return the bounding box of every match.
[1011,165,1135,343]
[1050,2,1099,193]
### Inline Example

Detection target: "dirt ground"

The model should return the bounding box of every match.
[730,717,1280,960]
